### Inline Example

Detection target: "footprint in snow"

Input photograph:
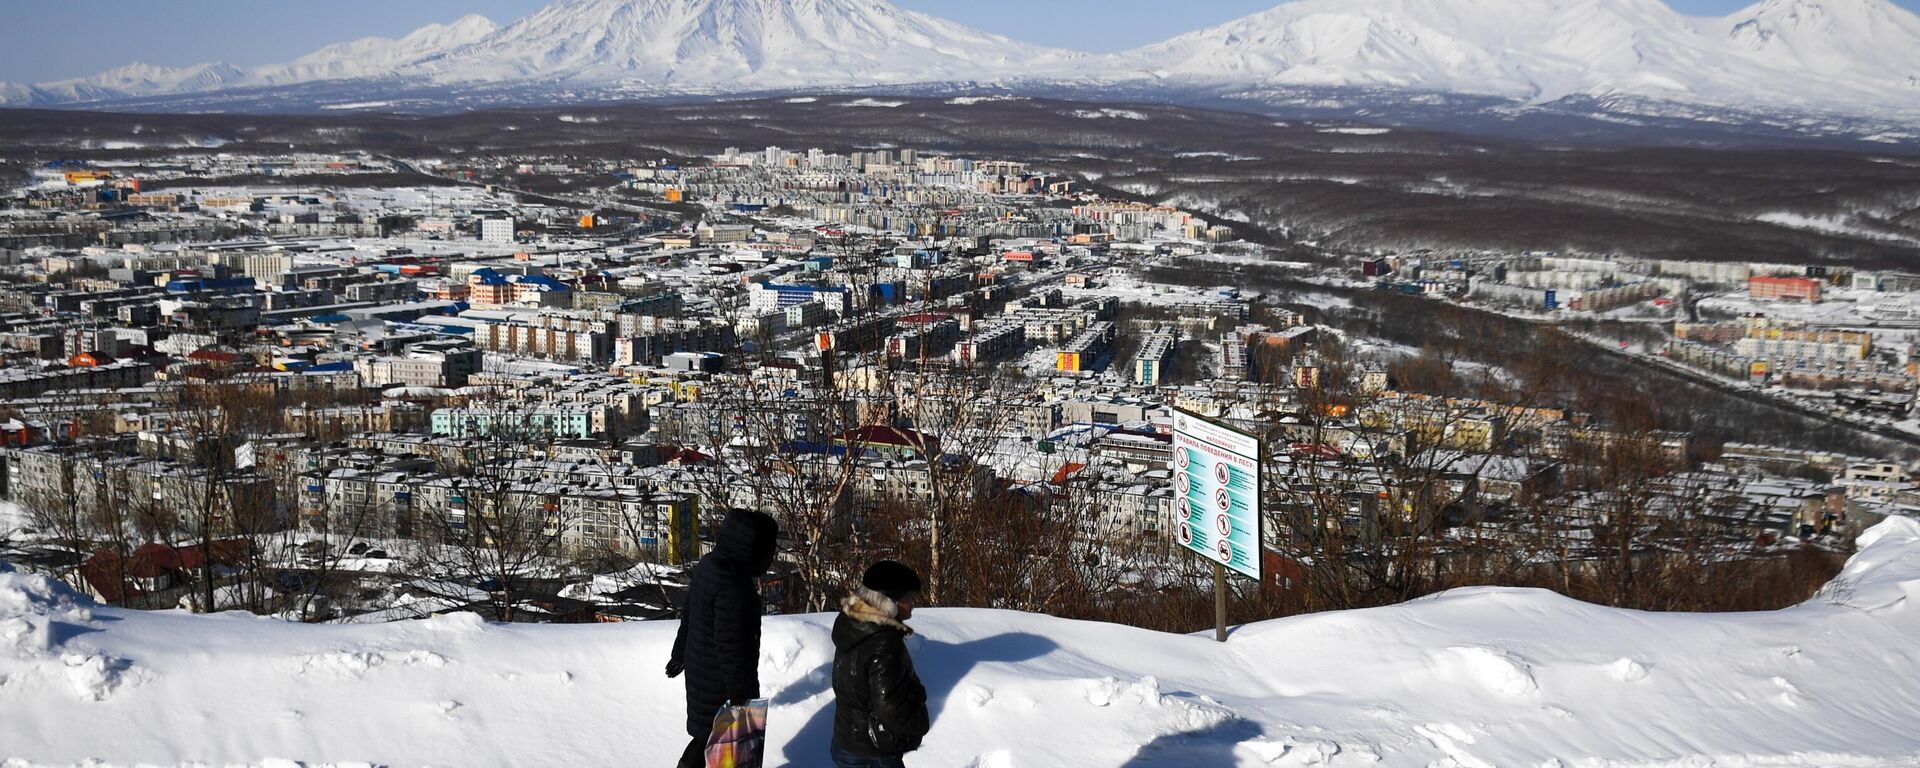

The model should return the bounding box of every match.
[967,750,1014,768]
[1443,646,1537,696]
[1085,676,1161,708]
[63,652,138,702]
[1772,676,1803,707]
[1243,736,1343,766]
[1606,658,1650,683]
[765,633,806,673]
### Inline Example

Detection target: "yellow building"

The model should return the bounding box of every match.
[64,170,113,186]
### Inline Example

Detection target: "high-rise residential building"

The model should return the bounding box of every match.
[479,217,515,244]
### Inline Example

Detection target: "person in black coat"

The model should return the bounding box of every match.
[829,560,930,768]
[667,509,780,768]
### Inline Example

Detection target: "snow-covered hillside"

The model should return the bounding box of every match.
[20,62,251,104]
[0,16,493,106]
[248,15,501,86]
[1105,0,1920,119]
[5,520,1920,767]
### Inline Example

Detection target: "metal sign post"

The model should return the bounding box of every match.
[1171,408,1263,643]
[1214,562,1228,643]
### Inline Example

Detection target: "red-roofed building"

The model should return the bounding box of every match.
[0,419,48,446]
[658,446,714,466]
[837,425,939,460]
[79,540,251,608]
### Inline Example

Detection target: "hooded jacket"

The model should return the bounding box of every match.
[671,509,779,737]
[830,588,930,757]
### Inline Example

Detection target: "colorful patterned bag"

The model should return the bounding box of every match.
[705,698,769,768]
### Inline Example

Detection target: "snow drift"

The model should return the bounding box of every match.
[4,519,1920,767]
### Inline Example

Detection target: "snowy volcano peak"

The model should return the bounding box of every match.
[417,0,1074,88]
[1725,0,1920,53]
[1108,0,1701,100]
[1105,0,1920,116]
[250,14,500,86]
[1726,0,1920,47]
[1721,0,1920,87]
[1737,0,1914,26]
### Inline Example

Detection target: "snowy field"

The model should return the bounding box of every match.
[4,520,1920,767]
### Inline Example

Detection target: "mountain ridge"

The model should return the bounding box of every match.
[3,0,1919,131]
[404,0,1079,89]
[1096,0,1920,117]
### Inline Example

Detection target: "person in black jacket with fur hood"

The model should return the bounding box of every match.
[667,509,780,768]
[829,560,931,768]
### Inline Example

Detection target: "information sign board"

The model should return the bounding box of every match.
[1171,408,1262,581]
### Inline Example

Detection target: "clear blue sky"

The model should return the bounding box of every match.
[3,0,1911,83]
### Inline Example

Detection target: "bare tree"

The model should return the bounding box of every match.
[412,425,579,622]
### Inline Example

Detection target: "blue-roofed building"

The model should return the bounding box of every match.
[748,283,848,314]
[165,277,255,294]
[512,274,567,291]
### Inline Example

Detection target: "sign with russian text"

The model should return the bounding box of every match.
[1171,408,1262,581]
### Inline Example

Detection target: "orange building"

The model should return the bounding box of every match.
[1749,276,1823,302]
[467,273,512,306]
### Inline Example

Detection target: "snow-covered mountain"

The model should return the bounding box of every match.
[0,14,496,107]
[249,14,501,86]
[1721,0,1920,95]
[1102,0,1920,118]
[3,519,1919,765]
[22,62,251,104]
[0,0,1075,108]
[405,0,1076,90]
[1104,0,1710,100]
[3,0,1920,131]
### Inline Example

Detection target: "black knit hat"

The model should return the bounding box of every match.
[861,560,922,600]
